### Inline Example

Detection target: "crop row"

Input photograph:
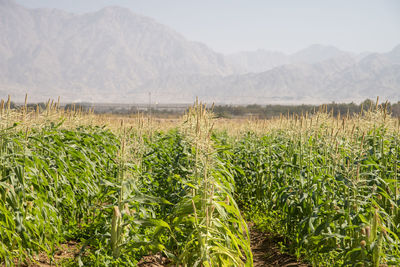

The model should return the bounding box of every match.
[224,118,400,265]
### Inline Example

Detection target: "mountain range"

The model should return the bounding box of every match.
[226,44,358,74]
[1,0,399,104]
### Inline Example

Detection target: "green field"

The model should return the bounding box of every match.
[0,100,400,266]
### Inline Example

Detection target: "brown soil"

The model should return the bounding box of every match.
[31,241,79,267]
[137,252,170,267]
[136,224,309,267]
[250,224,309,267]
[6,227,307,266]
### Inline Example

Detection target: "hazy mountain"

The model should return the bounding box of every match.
[387,44,400,64]
[136,51,400,104]
[291,44,351,64]
[226,50,289,73]
[134,55,355,103]
[323,49,400,101]
[0,0,233,102]
[0,0,399,104]
[226,44,357,74]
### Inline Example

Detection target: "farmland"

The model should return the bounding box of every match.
[1,98,400,266]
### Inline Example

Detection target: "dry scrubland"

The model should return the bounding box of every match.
[1,97,400,266]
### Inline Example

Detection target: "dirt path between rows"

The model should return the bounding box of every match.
[28,226,308,266]
[249,224,309,267]
[138,224,310,267]
[137,225,310,267]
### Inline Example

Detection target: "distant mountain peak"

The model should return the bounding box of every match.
[89,6,162,28]
[98,6,133,14]
[303,44,339,49]
[290,44,350,64]
[390,44,400,54]
[388,44,400,63]
[0,1,234,102]
[292,44,344,55]
[0,0,16,6]
[226,44,354,73]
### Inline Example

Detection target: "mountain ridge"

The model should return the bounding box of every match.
[226,44,363,74]
[0,1,399,104]
[0,1,234,102]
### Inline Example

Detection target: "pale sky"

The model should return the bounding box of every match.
[15,0,400,54]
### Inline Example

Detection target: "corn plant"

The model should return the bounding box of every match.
[225,106,400,265]
[156,102,253,266]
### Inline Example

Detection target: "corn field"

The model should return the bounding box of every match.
[0,97,400,266]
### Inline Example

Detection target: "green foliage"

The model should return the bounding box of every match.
[222,126,400,265]
[0,124,120,264]
[140,105,253,266]
[1,103,400,266]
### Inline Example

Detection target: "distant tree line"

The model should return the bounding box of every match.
[4,99,400,118]
[213,99,400,119]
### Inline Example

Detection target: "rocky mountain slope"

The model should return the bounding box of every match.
[0,0,233,102]
[226,44,358,73]
[138,50,400,104]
